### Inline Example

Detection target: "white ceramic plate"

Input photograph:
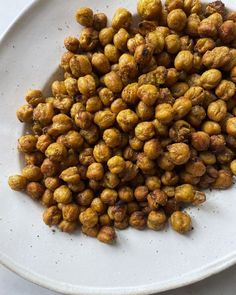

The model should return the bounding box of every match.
[0,0,236,294]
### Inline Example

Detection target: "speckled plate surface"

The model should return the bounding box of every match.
[0,0,236,294]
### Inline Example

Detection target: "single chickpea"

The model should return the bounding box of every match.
[44,177,61,191]
[171,82,189,99]
[64,78,79,97]
[8,175,28,191]
[202,46,230,69]
[202,121,221,135]
[65,131,84,151]
[170,211,192,233]
[43,206,62,226]
[100,188,118,205]
[137,0,162,20]
[26,182,45,200]
[25,89,44,106]
[108,203,127,222]
[24,152,44,166]
[62,203,80,222]
[75,7,93,27]
[113,28,129,51]
[70,102,85,118]
[199,151,216,165]
[134,44,153,68]
[59,220,77,233]
[230,160,236,175]
[158,152,175,171]
[155,103,174,124]
[129,137,144,151]
[135,122,155,141]
[18,135,37,153]
[127,34,145,54]
[79,28,98,51]
[186,13,201,36]
[134,186,149,202]
[121,83,139,105]
[36,135,52,153]
[103,128,122,148]
[41,189,56,207]
[143,139,162,160]
[168,143,190,165]
[200,69,222,90]
[107,156,126,174]
[165,34,181,54]
[136,101,154,121]
[64,36,80,53]
[147,189,168,209]
[137,84,159,106]
[145,176,161,191]
[93,142,111,163]
[79,208,98,228]
[173,97,192,120]
[41,159,59,177]
[167,9,187,31]
[45,143,67,162]
[80,124,99,145]
[147,210,167,231]
[97,226,116,244]
[104,44,121,63]
[174,50,193,72]
[53,185,72,204]
[69,54,92,78]
[212,169,233,189]
[129,211,147,229]
[59,167,80,184]
[175,184,194,203]
[99,27,115,46]
[48,114,73,137]
[137,153,155,172]
[207,99,227,122]
[79,148,94,167]
[103,71,123,93]
[102,171,120,189]
[191,132,210,151]
[94,109,116,129]
[76,189,94,206]
[90,198,106,215]
[16,104,33,123]
[60,51,74,72]
[93,12,107,31]
[77,75,96,97]
[146,31,165,54]
[75,111,93,130]
[215,80,236,101]
[118,186,134,202]
[112,8,132,30]
[116,109,139,132]
[226,118,236,137]
[187,105,206,127]
[110,99,127,114]
[194,38,215,54]
[22,165,43,182]
[86,96,103,113]
[184,86,205,106]
[86,163,104,181]
[92,53,110,74]
[82,225,99,237]
[210,134,225,153]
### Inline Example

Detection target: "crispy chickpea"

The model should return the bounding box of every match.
[147,210,167,231]
[102,171,120,189]
[134,44,153,68]
[147,189,168,209]
[53,185,72,204]
[36,135,52,153]
[43,206,62,226]
[137,84,159,106]
[94,109,116,129]
[41,189,56,207]
[211,169,233,189]
[59,167,80,184]
[90,198,105,215]
[155,103,174,124]
[82,225,99,237]
[127,34,145,54]
[137,0,162,20]
[191,131,210,151]
[112,8,132,30]
[79,208,98,228]
[22,165,43,182]
[26,182,45,200]
[86,96,103,113]
[80,124,99,145]
[75,7,93,27]
[104,44,121,64]
[134,186,149,202]
[59,220,77,233]
[93,12,107,30]
[175,184,194,203]
[107,156,125,174]
[187,105,206,127]
[69,54,92,78]
[122,83,139,105]
[97,226,116,244]
[8,175,28,191]
[45,143,67,162]
[226,118,236,137]
[104,71,123,93]
[99,27,115,46]
[116,109,139,132]
[79,28,98,51]
[186,13,200,36]
[48,114,73,137]
[64,131,84,151]
[75,111,93,130]
[202,121,221,135]
[24,152,44,166]
[62,203,80,222]
[64,36,80,53]
[103,128,122,148]
[174,50,193,72]
[215,80,236,101]
[168,143,190,165]
[165,34,181,54]
[145,176,161,191]
[143,139,162,160]
[200,69,222,90]
[86,163,104,181]
[44,177,61,191]
[135,122,155,141]
[77,74,96,97]
[129,137,144,151]
[167,9,187,31]
[92,53,110,74]
[165,0,183,11]
[16,104,33,123]
[202,46,230,69]
[129,211,147,229]
[118,186,134,202]
[184,86,205,106]
[113,28,129,52]
[136,101,154,121]
[76,189,94,207]
[136,153,155,172]
[230,160,236,176]
[25,89,44,106]
[101,188,118,205]
[41,159,59,177]
[170,211,192,233]
[158,152,175,171]
[207,99,227,122]
[93,142,111,163]
[18,135,37,153]
[195,38,215,55]
[171,82,189,99]
[173,97,192,120]
[146,31,165,54]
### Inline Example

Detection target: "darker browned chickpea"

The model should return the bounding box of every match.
[168,143,190,165]
[226,118,236,137]
[191,132,210,151]
[134,44,153,68]
[26,182,45,200]
[170,211,192,233]
[143,139,162,160]
[86,163,104,181]
[145,176,161,191]
[79,208,98,228]
[118,186,133,202]
[211,169,233,189]
[79,28,98,51]
[80,124,99,145]
[147,189,168,209]
[187,105,206,127]
[43,206,62,226]
[121,83,139,105]
[93,13,107,31]
[97,226,116,244]
[129,211,147,229]
[134,186,148,202]
[64,36,80,53]
[147,210,167,231]
[59,220,77,233]
[76,189,94,206]
[62,204,80,222]
[219,20,236,44]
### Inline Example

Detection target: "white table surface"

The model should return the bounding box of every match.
[1,1,236,294]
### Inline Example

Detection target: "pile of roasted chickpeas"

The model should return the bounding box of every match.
[8,0,236,243]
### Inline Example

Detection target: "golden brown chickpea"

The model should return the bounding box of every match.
[113,28,129,52]
[191,131,210,151]
[116,109,139,132]
[75,7,93,27]
[147,210,167,231]
[134,44,153,68]
[100,188,118,205]
[18,135,37,153]
[64,78,78,97]
[107,155,125,174]
[112,8,132,30]
[199,151,216,165]
[186,13,200,36]
[217,147,234,164]
[97,226,116,244]
[175,184,195,203]
[62,203,80,222]
[157,152,175,171]
[173,97,192,120]
[53,185,72,204]
[36,135,51,153]
[79,148,94,167]
[202,121,221,135]
[44,177,61,191]
[121,83,139,105]
[165,0,183,11]
[137,0,162,20]
[200,69,222,90]
[64,36,80,53]
[187,105,206,127]
[207,99,227,122]
[219,20,236,44]
[81,224,99,237]
[91,53,110,74]
[86,163,104,181]
[129,211,147,229]
[194,38,215,55]
[205,0,225,16]
[43,206,62,226]
[16,104,33,123]
[134,186,148,202]
[148,189,168,208]
[41,159,59,177]
[102,171,120,189]
[80,124,99,145]
[64,131,84,151]
[230,160,236,176]
[174,50,193,72]
[24,152,44,166]
[59,167,80,184]
[79,28,98,51]
[104,45,120,64]
[211,169,233,189]
[74,111,93,130]
[135,122,155,141]
[22,165,43,182]
[60,51,74,72]
[198,17,218,38]
[59,220,77,233]
[167,9,187,31]
[93,12,107,30]
[103,128,122,148]
[168,143,190,165]
[33,102,54,127]
[145,176,161,191]
[226,118,236,137]
[129,137,144,151]
[51,81,67,96]
[70,102,85,119]
[45,143,67,162]
[215,80,236,101]
[118,186,134,202]
[165,34,181,54]
[25,89,44,106]
[79,208,98,228]
[86,96,103,113]
[93,142,111,163]
[143,139,162,160]
[41,189,56,207]
[184,86,205,106]
[48,114,73,137]
[170,211,192,233]
[103,71,123,93]
[230,66,236,83]
[77,74,96,97]
[8,175,28,191]
[202,46,230,69]
[146,31,165,54]
[76,189,94,207]
[69,54,92,78]
[171,82,189,99]
[137,153,155,172]
[110,99,126,114]
[94,109,116,130]
[90,198,105,215]
[155,103,174,124]
[127,34,145,54]
[99,27,115,46]
[26,182,45,200]
[137,84,159,106]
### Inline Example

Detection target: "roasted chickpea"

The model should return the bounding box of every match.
[174,50,193,72]
[69,54,92,78]
[211,169,233,189]
[59,220,77,233]
[93,13,107,31]
[127,34,145,54]
[158,152,175,171]
[104,44,121,63]
[103,128,122,148]
[202,121,221,135]
[22,165,43,182]
[94,109,116,129]
[64,36,80,53]
[200,69,222,90]
[93,142,111,163]
[26,182,45,200]
[76,189,94,206]
[230,160,236,175]
[134,44,153,68]
[18,135,37,153]
[100,188,118,205]
[92,53,110,74]
[137,0,162,20]
[103,71,123,93]
[79,208,98,228]
[8,175,28,191]
[62,204,80,222]
[207,99,227,122]
[170,211,192,233]
[173,97,192,120]
[135,122,155,141]
[16,104,33,123]
[191,131,210,151]
[44,177,61,192]
[99,27,115,46]
[165,34,181,54]
[116,109,139,132]
[113,28,129,52]
[79,28,98,52]
[24,89,44,106]
[97,226,116,244]
[168,143,190,165]
[43,206,62,226]
[86,163,104,181]
[167,9,187,31]
[143,139,162,160]
[129,211,147,229]
[112,8,132,30]
[215,80,236,101]
[145,176,161,191]
[75,7,93,27]
[155,103,174,124]
[147,210,167,231]
[53,185,72,204]
[226,117,236,137]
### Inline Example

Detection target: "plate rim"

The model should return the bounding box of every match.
[0,1,236,294]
